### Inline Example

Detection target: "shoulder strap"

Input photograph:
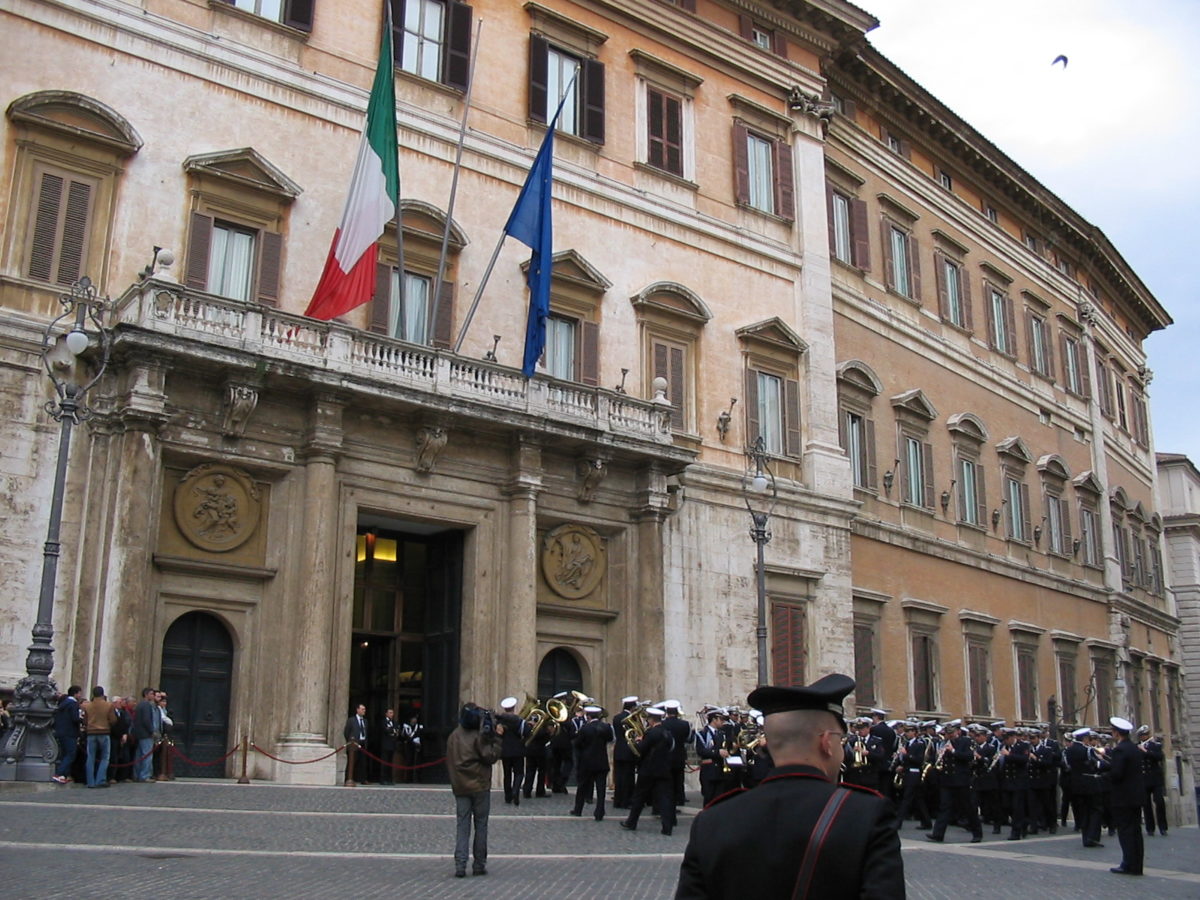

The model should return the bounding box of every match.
[792,787,852,900]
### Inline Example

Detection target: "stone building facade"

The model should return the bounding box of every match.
[0,0,1190,813]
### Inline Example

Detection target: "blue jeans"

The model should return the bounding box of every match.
[135,737,155,781]
[54,734,77,777]
[86,734,110,786]
[454,791,490,873]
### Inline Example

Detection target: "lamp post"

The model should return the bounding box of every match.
[0,277,110,782]
[742,435,778,688]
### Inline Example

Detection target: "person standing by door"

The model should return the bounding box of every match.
[343,703,369,784]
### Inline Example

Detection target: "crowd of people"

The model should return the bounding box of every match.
[45,685,174,786]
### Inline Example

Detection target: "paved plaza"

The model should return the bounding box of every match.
[0,779,1197,898]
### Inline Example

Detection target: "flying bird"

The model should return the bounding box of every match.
[1052,55,1068,68]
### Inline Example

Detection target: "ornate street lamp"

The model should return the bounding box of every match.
[1,277,110,781]
[742,435,778,688]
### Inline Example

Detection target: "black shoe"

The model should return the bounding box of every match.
[523,792,532,799]
[970,836,982,843]
[1160,830,1168,836]
[455,871,466,879]
[1007,834,1021,841]
[568,810,581,817]
[992,826,1001,835]
[535,791,546,798]
[619,822,636,831]
[925,835,943,843]
[661,829,672,836]
[1049,827,1056,835]
[473,868,487,877]
[1147,831,1155,837]
[1109,867,1141,876]
[1083,842,1104,848]
[513,797,519,807]
[594,815,604,822]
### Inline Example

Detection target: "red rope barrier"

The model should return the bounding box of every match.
[354,745,447,771]
[250,742,346,765]
[107,740,161,768]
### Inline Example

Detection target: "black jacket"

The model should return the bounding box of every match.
[574,719,614,772]
[1108,737,1145,807]
[675,765,904,899]
[635,723,674,779]
[663,715,692,766]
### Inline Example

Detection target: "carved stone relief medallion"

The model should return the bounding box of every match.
[541,523,606,601]
[174,463,261,553]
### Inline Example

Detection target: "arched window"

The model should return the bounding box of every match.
[537,647,583,698]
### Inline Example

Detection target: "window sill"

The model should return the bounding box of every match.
[832,256,868,275]
[734,201,794,227]
[955,520,987,534]
[528,120,603,152]
[208,1,310,40]
[394,67,465,100]
[886,287,921,307]
[633,161,698,191]
[940,318,973,337]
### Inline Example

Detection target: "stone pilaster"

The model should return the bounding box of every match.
[631,463,671,699]
[499,434,542,699]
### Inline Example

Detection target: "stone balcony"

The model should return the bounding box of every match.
[112,278,691,462]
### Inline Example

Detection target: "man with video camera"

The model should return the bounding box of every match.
[446,702,505,879]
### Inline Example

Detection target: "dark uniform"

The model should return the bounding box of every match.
[893,732,932,829]
[663,709,693,806]
[695,717,736,806]
[621,712,676,834]
[1108,721,1145,876]
[1139,731,1167,836]
[999,735,1031,839]
[1064,735,1104,846]
[495,707,529,805]
[611,702,638,808]
[572,713,614,820]
[926,729,982,843]
[970,736,1002,832]
[841,728,886,791]
[522,720,551,798]
[1028,736,1060,833]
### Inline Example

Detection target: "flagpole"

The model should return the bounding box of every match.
[452,68,579,358]
[430,17,483,346]
[388,2,404,339]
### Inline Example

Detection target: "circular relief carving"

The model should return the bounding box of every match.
[541,523,606,601]
[174,463,261,553]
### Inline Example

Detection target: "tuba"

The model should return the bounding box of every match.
[531,695,571,744]
[622,705,649,757]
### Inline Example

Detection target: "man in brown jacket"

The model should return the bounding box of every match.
[81,686,118,788]
[446,702,504,878]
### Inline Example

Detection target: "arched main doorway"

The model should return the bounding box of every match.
[159,611,234,778]
[537,647,585,698]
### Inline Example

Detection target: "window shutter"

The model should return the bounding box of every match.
[390,0,405,65]
[738,14,754,40]
[1043,322,1055,380]
[771,603,805,685]
[669,344,685,429]
[256,229,283,306]
[1079,344,1091,398]
[283,0,315,32]
[444,2,473,91]
[186,212,215,290]
[732,123,750,206]
[1060,497,1072,549]
[1003,294,1018,359]
[907,232,921,301]
[772,31,788,59]
[841,97,857,118]
[898,139,912,160]
[774,138,794,222]
[664,94,682,175]
[985,287,998,349]
[865,417,878,489]
[579,319,599,386]
[744,368,760,443]
[57,178,92,286]
[1059,334,1071,389]
[27,171,65,282]
[881,220,895,292]
[1020,482,1032,541]
[678,0,696,10]
[850,198,870,269]
[581,58,605,144]
[975,462,988,528]
[826,184,837,256]
[369,264,391,334]
[853,623,875,705]
[836,406,847,450]
[433,279,455,348]
[528,34,549,123]
[922,441,934,508]
[934,250,948,318]
[785,377,802,457]
[913,634,930,711]
[647,88,666,170]
[898,433,910,501]
[1025,310,1036,368]
[960,267,973,331]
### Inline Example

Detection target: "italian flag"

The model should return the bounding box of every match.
[305,14,399,321]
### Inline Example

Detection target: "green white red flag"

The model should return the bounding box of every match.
[305,11,399,320]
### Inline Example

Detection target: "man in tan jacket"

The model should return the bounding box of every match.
[81,686,118,788]
[446,702,504,878]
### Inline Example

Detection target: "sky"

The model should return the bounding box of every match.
[863,0,1200,465]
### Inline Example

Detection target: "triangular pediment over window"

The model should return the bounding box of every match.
[1072,470,1103,495]
[995,435,1032,464]
[522,249,611,293]
[736,317,807,355]
[7,90,142,155]
[1129,500,1148,524]
[890,389,937,421]
[183,148,301,201]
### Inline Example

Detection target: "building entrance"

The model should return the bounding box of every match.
[159,610,233,778]
[349,522,461,783]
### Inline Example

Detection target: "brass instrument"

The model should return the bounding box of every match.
[987,747,1004,772]
[622,705,649,757]
[852,735,867,768]
[525,695,570,746]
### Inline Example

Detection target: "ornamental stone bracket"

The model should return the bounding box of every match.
[221,382,259,439]
[1077,301,1099,327]
[174,463,262,553]
[414,424,449,474]
[788,86,835,136]
[575,456,609,503]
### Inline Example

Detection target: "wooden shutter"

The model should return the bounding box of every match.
[1060,496,1072,550]
[186,211,215,290]
[974,462,988,529]
[1020,482,1032,542]
[865,418,878,489]
[1025,310,1036,369]
[647,88,666,170]
[744,368,760,444]
[771,603,806,686]
[853,623,876,705]
[1079,343,1092,398]
[579,319,599,386]
[432,279,455,348]
[738,14,754,40]
[369,264,391,334]
[57,178,92,286]
[653,341,684,430]
[837,406,847,450]
[664,94,682,175]
[850,198,870,269]
[444,1,473,91]
[283,0,315,32]
[732,122,750,206]
[881,220,895,292]
[960,265,973,330]
[898,432,910,502]
[27,171,65,282]
[678,0,696,10]
[772,31,788,59]
[907,232,921,301]
[825,184,837,256]
[985,286,998,349]
[934,250,949,318]
[1042,321,1055,380]
[922,441,934,508]
[897,138,912,160]
[913,633,931,711]
[968,644,989,715]
[390,0,405,65]
[1003,294,1018,358]
[528,34,549,123]
[581,57,605,144]
[784,377,802,457]
[256,229,283,306]
[774,138,794,222]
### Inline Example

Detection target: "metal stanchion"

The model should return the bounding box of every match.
[237,736,250,784]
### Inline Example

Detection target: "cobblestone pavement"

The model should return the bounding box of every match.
[0,780,1196,898]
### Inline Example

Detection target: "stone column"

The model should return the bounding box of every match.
[498,434,542,699]
[273,393,343,784]
[632,463,671,699]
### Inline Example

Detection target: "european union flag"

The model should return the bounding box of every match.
[506,90,572,377]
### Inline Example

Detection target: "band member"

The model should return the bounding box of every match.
[522,711,551,799]
[1059,729,1075,829]
[970,724,1003,832]
[1137,725,1168,836]
[999,728,1031,840]
[1108,716,1146,876]
[869,708,898,758]
[571,706,615,820]
[611,696,639,808]
[842,717,886,791]
[662,700,692,808]
[925,720,982,844]
[401,710,424,784]
[695,709,735,806]
[621,706,676,835]
[892,722,932,830]
[1064,727,1104,848]
[1028,725,1060,834]
[548,695,575,794]
[495,697,529,805]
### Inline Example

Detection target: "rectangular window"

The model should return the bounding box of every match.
[26,164,96,286]
[889,226,910,297]
[234,0,283,22]
[853,619,877,706]
[771,602,807,686]
[900,434,934,508]
[827,186,868,268]
[1080,504,1100,566]
[1028,313,1051,376]
[1017,646,1039,721]
[886,133,903,155]
[393,0,470,90]
[1148,665,1162,734]
[844,410,873,489]
[746,366,801,458]
[545,314,577,381]
[1115,378,1128,430]
[207,221,256,302]
[988,287,1014,356]
[757,371,784,455]
[1005,475,1030,542]
[652,338,688,431]
[1114,521,1129,583]
[401,0,445,81]
[1045,492,1070,556]
[750,25,773,51]
[984,203,998,224]
[1057,654,1077,724]
[746,132,775,215]
[937,169,952,191]
[958,456,986,527]
[388,270,431,343]
[528,35,604,143]
[735,124,793,220]
[1131,529,1145,586]
[831,192,851,264]
[1094,656,1114,723]
[646,87,683,177]
[1062,335,1085,395]
[1095,352,1113,417]
[936,253,970,329]
[546,46,581,136]
[967,641,991,716]
[912,631,937,712]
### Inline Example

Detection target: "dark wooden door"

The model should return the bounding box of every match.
[160,611,233,778]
